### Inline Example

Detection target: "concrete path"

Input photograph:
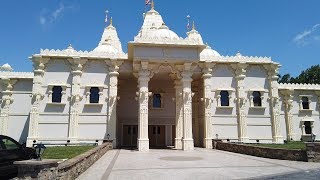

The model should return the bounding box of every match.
[77,148,320,180]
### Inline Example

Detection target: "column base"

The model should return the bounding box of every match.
[182,138,194,151]
[138,138,149,152]
[273,136,284,144]
[112,138,117,148]
[26,137,37,147]
[204,138,213,149]
[175,138,182,149]
[287,133,295,141]
[239,137,249,143]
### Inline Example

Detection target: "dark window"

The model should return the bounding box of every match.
[52,86,62,103]
[153,126,156,134]
[302,97,310,109]
[90,87,100,103]
[220,91,229,106]
[2,137,20,150]
[253,91,262,107]
[304,121,312,134]
[153,94,162,108]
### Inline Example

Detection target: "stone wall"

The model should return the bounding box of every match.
[306,143,320,162]
[213,140,307,162]
[15,141,113,179]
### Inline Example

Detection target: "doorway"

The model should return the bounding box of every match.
[122,125,138,147]
[148,125,166,147]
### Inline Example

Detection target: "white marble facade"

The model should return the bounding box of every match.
[1,5,320,151]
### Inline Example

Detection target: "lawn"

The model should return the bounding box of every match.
[42,145,96,159]
[249,141,306,150]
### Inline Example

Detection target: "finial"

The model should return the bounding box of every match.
[192,21,195,30]
[109,17,113,26]
[151,0,155,9]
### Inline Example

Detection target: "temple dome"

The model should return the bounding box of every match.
[1,63,13,71]
[150,23,179,40]
[93,39,118,54]
[200,45,220,61]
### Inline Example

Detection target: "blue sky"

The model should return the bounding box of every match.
[0,0,319,76]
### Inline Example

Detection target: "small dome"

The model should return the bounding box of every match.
[93,39,118,54]
[150,23,179,40]
[64,44,76,53]
[200,46,220,61]
[187,29,203,44]
[1,63,13,71]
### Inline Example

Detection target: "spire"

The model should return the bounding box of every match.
[192,21,196,30]
[151,0,155,10]
[109,17,113,26]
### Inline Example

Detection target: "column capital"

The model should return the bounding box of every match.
[231,63,248,79]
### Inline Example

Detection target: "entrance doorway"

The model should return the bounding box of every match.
[122,125,138,147]
[149,125,165,147]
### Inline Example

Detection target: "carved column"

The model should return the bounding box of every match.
[282,89,294,140]
[27,58,46,147]
[174,79,183,149]
[68,58,85,142]
[202,66,213,149]
[108,64,119,148]
[265,64,283,143]
[0,78,16,136]
[232,63,249,143]
[137,69,151,151]
[181,71,194,150]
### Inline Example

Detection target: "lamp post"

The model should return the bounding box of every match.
[35,143,46,161]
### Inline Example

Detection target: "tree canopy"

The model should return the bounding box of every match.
[278,65,320,84]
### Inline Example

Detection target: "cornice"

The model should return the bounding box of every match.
[37,49,127,59]
[278,83,320,90]
[0,71,34,79]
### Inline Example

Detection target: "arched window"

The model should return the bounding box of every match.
[153,94,162,108]
[252,91,262,107]
[304,121,312,134]
[90,87,100,103]
[52,86,62,103]
[220,91,229,106]
[302,97,310,109]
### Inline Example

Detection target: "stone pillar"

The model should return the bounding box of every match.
[137,70,151,151]
[0,78,16,135]
[232,63,249,143]
[265,64,283,143]
[181,71,194,151]
[174,79,183,149]
[108,65,119,148]
[282,89,294,141]
[68,59,85,142]
[202,68,213,149]
[27,59,46,147]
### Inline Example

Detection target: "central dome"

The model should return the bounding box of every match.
[150,23,179,40]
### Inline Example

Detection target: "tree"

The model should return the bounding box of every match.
[278,65,320,84]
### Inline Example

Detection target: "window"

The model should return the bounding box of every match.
[252,91,262,107]
[1,137,20,150]
[220,91,229,106]
[152,93,162,108]
[304,121,312,135]
[90,87,100,103]
[52,86,62,103]
[302,97,310,110]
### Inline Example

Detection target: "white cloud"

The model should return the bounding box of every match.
[293,24,320,45]
[39,3,75,27]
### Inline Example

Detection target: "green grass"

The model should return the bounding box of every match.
[249,141,306,150]
[42,146,96,159]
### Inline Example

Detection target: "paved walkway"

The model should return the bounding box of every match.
[77,148,320,180]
